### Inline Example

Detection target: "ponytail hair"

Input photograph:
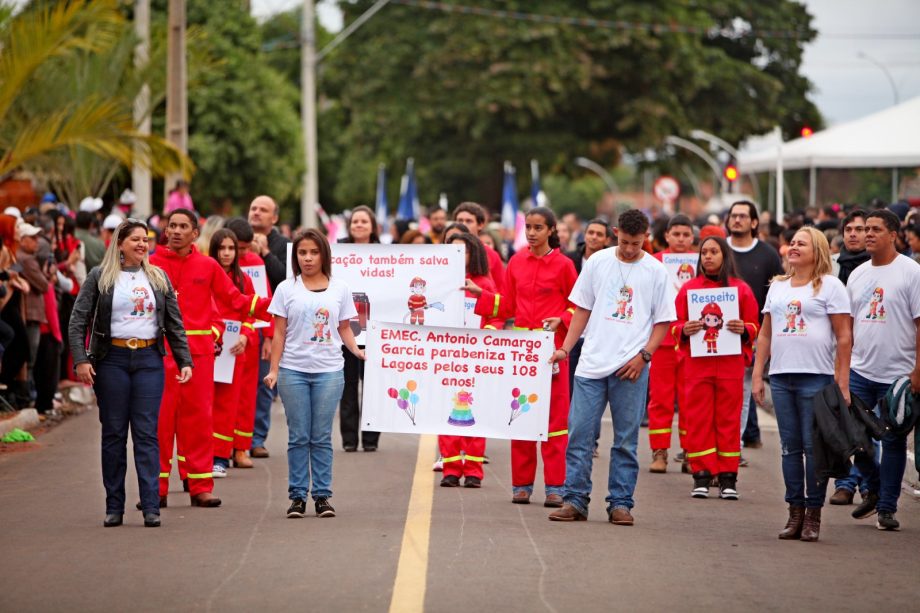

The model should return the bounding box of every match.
[527,206,560,250]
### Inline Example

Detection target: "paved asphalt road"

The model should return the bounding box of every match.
[1,399,918,612]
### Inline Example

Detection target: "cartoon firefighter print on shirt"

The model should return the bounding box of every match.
[130,286,155,318]
[609,284,635,321]
[866,287,886,320]
[781,299,807,334]
[310,307,332,343]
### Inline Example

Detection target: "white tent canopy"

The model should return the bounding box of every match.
[738,96,920,173]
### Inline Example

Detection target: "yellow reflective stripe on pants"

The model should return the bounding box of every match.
[718,451,741,457]
[213,432,233,442]
[159,472,170,478]
[441,455,463,463]
[463,455,485,462]
[187,472,213,479]
[648,428,672,435]
[177,455,186,462]
[548,429,568,438]
[687,448,716,458]
[491,294,501,318]
[234,429,253,438]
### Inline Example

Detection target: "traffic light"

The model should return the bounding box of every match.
[800,126,814,138]
[723,164,739,182]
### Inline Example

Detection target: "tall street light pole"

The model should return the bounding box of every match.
[690,129,761,202]
[857,51,902,201]
[301,0,319,230]
[164,0,187,208]
[132,0,152,217]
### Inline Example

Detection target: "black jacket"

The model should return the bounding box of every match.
[813,383,888,484]
[836,248,870,285]
[263,227,290,291]
[68,266,193,369]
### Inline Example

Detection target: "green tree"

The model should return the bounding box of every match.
[0,0,188,189]
[323,0,821,211]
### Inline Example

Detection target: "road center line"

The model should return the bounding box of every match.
[389,434,437,613]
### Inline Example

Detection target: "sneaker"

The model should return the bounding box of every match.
[674,450,686,462]
[463,476,482,488]
[718,473,739,500]
[691,472,711,499]
[852,492,879,519]
[212,464,227,479]
[876,511,900,531]
[738,455,749,468]
[440,475,461,487]
[286,499,307,518]
[315,497,335,518]
[432,456,444,472]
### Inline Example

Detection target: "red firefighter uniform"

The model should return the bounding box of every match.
[151,245,271,497]
[439,274,504,481]
[231,251,274,454]
[647,250,688,451]
[474,248,577,494]
[484,246,506,294]
[673,276,758,476]
[212,269,262,462]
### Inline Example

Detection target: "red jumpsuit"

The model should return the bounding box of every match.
[211,271,261,461]
[647,250,686,451]
[673,277,758,476]
[151,246,270,497]
[474,248,577,493]
[484,246,506,293]
[439,274,503,480]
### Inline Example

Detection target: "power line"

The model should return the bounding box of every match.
[389,0,920,41]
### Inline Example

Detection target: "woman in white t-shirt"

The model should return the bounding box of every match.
[753,227,852,543]
[264,229,364,519]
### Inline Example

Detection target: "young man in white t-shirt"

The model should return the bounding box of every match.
[548,210,674,525]
[847,209,920,531]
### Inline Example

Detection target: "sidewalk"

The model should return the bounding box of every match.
[0,383,96,448]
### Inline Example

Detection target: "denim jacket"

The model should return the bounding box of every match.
[68,266,193,369]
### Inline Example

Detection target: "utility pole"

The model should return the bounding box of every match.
[132,0,152,217]
[301,0,319,229]
[164,0,187,210]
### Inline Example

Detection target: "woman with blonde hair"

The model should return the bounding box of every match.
[753,226,852,542]
[69,219,192,528]
[196,215,225,255]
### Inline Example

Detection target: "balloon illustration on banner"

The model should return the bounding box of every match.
[388,380,419,425]
[508,387,538,425]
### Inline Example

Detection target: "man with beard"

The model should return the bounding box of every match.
[725,201,784,454]
[427,207,447,244]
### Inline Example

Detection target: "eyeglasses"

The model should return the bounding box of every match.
[728,213,750,220]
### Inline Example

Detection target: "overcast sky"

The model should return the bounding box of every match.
[253,0,920,127]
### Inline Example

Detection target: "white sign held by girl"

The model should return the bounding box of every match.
[686,287,741,357]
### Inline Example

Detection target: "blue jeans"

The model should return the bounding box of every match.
[278,368,344,501]
[850,370,905,513]
[770,373,834,508]
[252,331,277,448]
[563,368,649,516]
[94,346,164,514]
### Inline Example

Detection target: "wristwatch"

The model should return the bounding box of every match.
[639,349,652,363]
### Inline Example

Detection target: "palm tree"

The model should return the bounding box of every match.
[0,0,191,191]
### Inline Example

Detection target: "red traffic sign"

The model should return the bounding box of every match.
[653,176,680,203]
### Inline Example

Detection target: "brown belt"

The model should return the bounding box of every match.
[111,338,157,349]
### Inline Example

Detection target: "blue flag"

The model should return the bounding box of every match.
[375,163,388,232]
[530,159,546,207]
[500,161,518,230]
[397,158,420,221]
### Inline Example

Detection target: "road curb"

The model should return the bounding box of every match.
[0,409,40,438]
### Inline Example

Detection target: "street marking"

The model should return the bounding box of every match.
[389,434,437,613]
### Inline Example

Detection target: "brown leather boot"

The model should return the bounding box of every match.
[778,506,805,540]
[800,507,821,542]
[649,449,668,473]
[190,492,222,507]
[233,449,254,468]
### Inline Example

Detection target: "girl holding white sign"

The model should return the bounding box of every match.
[264,229,365,519]
[438,232,505,488]
[673,236,759,500]
[752,227,851,542]
[338,206,381,452]
[208,229,260,478]
[465,207,577,507]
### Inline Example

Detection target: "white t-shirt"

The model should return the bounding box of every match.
[268,276,358,373]
[848,254,920,383]
[570,248,675,378]
[763,275,850,375]
[110,269,158,339]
